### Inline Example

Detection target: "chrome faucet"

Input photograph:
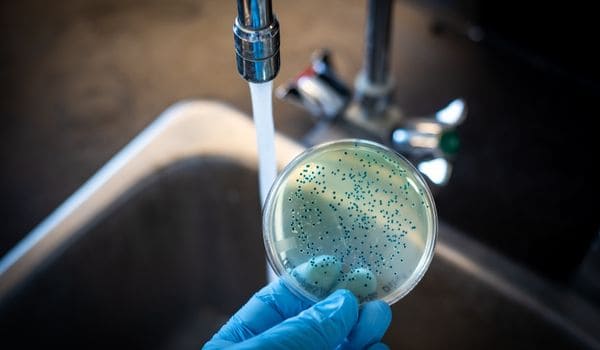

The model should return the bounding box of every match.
[233,0,280,83]
[233,0,466,187]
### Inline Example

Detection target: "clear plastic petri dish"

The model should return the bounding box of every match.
[263,139,437,305]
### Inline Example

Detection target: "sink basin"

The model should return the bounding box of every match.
[0,101,598,349]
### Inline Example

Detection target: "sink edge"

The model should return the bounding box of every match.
[0,99,598,348]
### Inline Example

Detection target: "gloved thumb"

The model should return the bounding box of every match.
[235,289,359,350]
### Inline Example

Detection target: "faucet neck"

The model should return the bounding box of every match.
[354,0,395,114]
[363,0,393,86]
[237,0,274,29]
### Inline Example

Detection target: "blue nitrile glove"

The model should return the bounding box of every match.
[203,279,392,350]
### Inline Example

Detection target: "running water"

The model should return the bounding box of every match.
[249,81,278,282]
[249,81,277,206]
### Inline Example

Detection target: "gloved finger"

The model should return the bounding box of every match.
[238,289,359,350]
[342,300,392,349]
[367,342,390,350]
[291,255,342,298]
[204,279,312,348]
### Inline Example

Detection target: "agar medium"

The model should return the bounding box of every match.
[263,139,437,304]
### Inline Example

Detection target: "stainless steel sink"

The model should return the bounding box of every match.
[0,101,598,349]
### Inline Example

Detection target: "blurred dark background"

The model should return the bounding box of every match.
[412,0,600,286]
[1,0,598,297]
[419,0,599,82]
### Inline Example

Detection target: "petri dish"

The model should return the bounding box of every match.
[263,139,437,305]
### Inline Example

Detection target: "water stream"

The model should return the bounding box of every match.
[249,81,278,281]
[249,81,277,206]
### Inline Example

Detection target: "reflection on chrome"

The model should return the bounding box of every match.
[418,157,451,186]
[436,99,467,125]
[392,129,409,143]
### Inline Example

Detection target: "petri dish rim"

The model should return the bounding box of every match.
[263,139,438,305]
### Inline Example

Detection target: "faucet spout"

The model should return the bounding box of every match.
[234,0,280,83]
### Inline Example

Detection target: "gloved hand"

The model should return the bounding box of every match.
[203,279,392,350]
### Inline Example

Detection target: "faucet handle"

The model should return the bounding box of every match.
[392,99,466,154]
[391,98,467,186]
[275,49,351,120]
